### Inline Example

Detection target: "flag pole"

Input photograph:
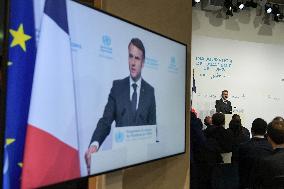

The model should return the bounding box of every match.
[191,68,195,108]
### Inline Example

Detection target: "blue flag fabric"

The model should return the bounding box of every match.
[3,0,36,188]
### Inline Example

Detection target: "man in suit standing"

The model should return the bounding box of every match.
[251,119,284,188]
[204,112,233,154]
[85,38,156,173]
[235,118,272,189]
[215,90,232,114]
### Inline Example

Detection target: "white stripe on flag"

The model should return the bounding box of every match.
[28,13,78,149]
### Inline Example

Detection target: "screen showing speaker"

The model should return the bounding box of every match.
[69,0,186,178]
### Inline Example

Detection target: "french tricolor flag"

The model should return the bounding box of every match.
[22,0,80,188]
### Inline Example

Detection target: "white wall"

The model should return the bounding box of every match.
[192,6,284,130]
[192,35,284,130]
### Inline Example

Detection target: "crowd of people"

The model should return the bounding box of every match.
[190,111,284,189]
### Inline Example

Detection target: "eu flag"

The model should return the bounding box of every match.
[3,0,36,188]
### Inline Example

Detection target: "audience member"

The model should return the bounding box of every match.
[190,111,206,163]
[231,114,250,138]
[235,118,272,189]
[228,119,250,163]
[204,112,232,153]
[228,119,250,143]
[192,111,232,188]
[232,114,241,121]
[204,116,213,128]
[190,111,216,189]
[273,116,284,122]
[251,120,284,188]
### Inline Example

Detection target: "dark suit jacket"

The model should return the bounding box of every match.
[236,137,272,189]
[229,127,250,164]
[215,99,232,114]
[251,148,284,188]
[190,115,206,163]
[204,125,233,153]
[91,76,156,146]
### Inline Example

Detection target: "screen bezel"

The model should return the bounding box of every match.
[2,0,188,187]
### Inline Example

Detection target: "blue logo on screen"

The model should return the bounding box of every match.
[102,35,111,47]
[168,56,178,73]
[100,35,113,59]
[115,131,124,143]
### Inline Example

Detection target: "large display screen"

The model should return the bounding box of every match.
[68,1,186,177]
[5,0,186,188]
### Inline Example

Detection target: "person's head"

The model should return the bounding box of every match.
[267,120,284,148]
[272,116,284,122]
[204,116,212,127]
[229,119,242,136]
[232,114,241,121]
[251,118,267,136]
[212,112,225,127]
[128,38,145,82]
[191,109,197,120]
[221,90,229,100]
[231,114,241,125]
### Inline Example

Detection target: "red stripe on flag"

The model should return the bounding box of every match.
[21,125,80,189]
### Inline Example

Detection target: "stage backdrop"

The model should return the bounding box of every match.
[192,35,284,130]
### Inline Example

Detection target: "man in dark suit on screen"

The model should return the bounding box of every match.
[251,119,284,188]
[85,38,156,173]
[215,90,232,114]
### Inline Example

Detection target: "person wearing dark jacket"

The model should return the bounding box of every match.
[190,111,207,189]
[85,38,156,173]
[204,112,233,153]
[215,90,232,114]
[250,119,284,188]
[228,118,250,163]
[235,118,272,189]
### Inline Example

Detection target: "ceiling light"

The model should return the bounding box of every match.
[273,14,282,22]
[226,9,234,16]
[272,4,280,16]
[272,5,281,22]
[237,2,245,9]
[265,3,272,13]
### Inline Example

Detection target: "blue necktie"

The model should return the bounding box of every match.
[131,83,137,113]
